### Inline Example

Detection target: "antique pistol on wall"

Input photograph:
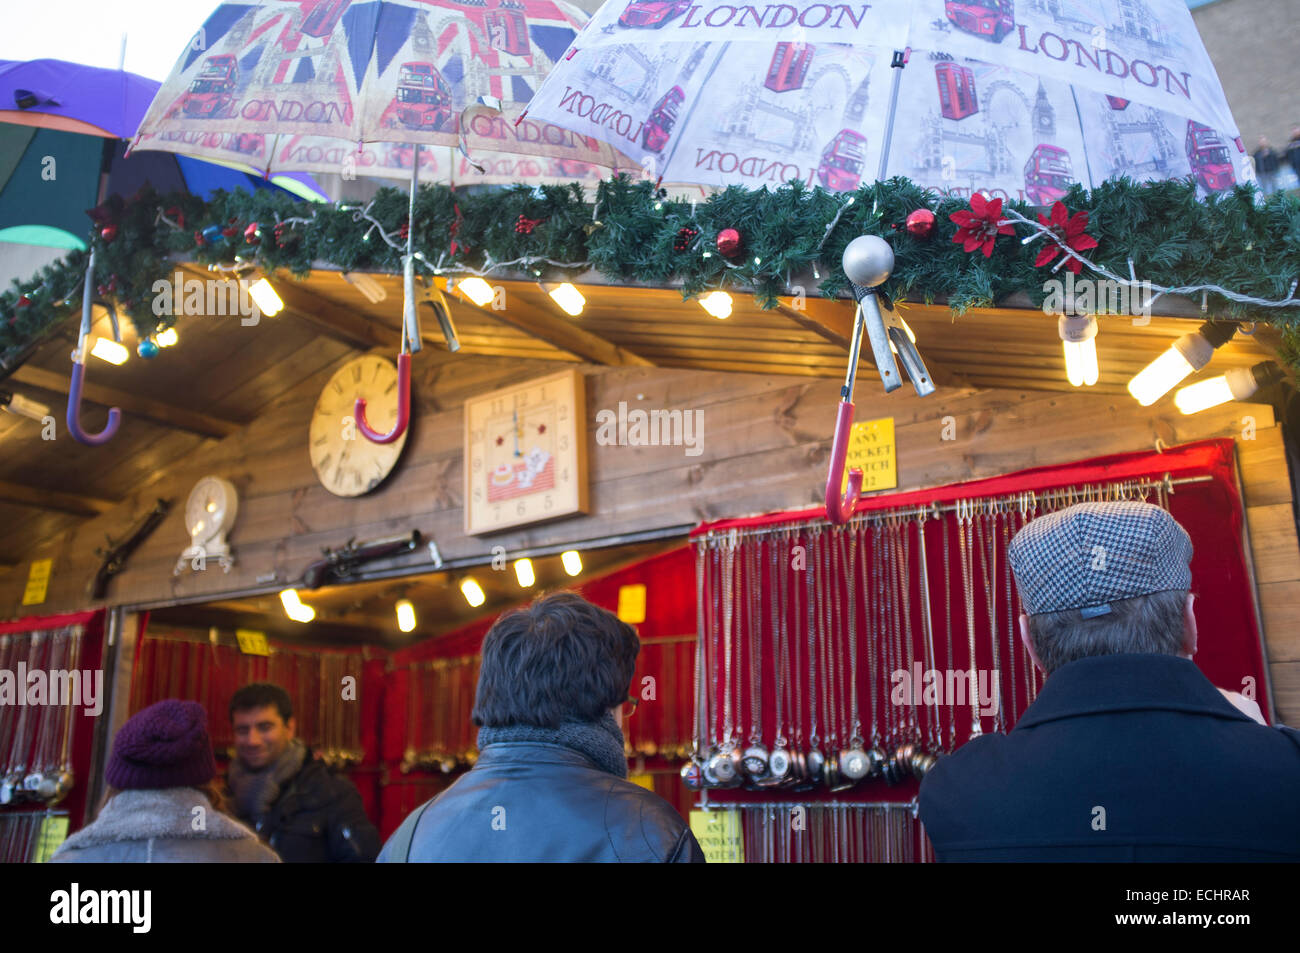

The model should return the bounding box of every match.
[300,530,423,589]
[90,498,172,599]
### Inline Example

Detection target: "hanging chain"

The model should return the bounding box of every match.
[846,523,863,746]
[957,501,982,739]
[916,513,941,753]
[747,535,763,746]
[692,541,706,759]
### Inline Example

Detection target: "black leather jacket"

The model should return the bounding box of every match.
[249,756,381,863]
[379,742,706,862]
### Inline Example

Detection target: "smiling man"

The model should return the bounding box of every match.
[227,683,379,863]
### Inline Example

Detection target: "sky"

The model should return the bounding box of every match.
[0,0,224,81]
[0,0,1217,82]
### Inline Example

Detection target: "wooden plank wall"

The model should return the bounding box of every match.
[2,354,1295,720]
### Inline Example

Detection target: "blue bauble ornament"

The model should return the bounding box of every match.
[202,224,224,244]
[138,339,160,359]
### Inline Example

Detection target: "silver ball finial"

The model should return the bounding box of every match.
[842,235,894,288]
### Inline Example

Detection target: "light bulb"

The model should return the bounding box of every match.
[247,278,283,317]
[461,577,486,607]
[396,599,417,633]
[90,337,129,365]
[561,550,582,576]
[1174,375,1235,414]
[1063,338,1099,387]
[699,291,732,320]
[1128,347,1194,406]
[156,327,179,347]
[548,282,585,316]
[457,277,495,306]
[514,558,535,587]
[279,589,314,623]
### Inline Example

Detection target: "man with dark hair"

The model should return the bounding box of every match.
[227,682,380,862]
[919,501,1300,861]
[379,591,705,862]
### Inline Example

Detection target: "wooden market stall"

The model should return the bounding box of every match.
[0,255,1297,857]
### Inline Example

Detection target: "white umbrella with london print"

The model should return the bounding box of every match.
[515,0,1252,524]
[131,0,630,445]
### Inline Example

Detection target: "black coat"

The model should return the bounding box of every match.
[378,742,706,862]
[918,653,1300,861]
[251,756,381,863]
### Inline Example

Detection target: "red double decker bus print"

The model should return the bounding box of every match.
[935,62,978,120]
[182,54,238,118]
[1024,143,1072,205]
[643,86,684,152]
[765,42,814,92]
[394,62,454,130]
[944,0,1015,42]
[1185,121,1235,192]
[618,0,691,28]
[817,130,868,192]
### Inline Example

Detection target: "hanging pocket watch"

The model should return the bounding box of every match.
[839,743,871,781]
[910,749,939,780]
[741,743,770,781]
[763,743,791,785]
[680,758,705,791]
[805,748,826,789]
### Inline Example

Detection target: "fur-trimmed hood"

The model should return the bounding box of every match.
[60,787,259,848]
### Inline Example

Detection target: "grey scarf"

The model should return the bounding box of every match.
[228,738,307,825]
[477,711,628,779]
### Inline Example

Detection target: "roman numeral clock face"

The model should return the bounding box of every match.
[310,355,409,498]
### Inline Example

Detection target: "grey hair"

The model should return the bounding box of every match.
[1026,590,1189,674]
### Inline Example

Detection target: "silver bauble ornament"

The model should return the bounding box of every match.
[841,234,894,288]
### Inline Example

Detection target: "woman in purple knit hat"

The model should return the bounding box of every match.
[51,699,278,863]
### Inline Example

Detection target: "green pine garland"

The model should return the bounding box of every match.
[4,176,1300,376]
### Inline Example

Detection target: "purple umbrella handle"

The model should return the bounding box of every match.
[66,358,121,446]
[355,352,410,445]
[826,399,862,525]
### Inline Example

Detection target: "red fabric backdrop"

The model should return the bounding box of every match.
[690,438,1271,817]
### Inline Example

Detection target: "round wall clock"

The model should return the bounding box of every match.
[310,354,409,498]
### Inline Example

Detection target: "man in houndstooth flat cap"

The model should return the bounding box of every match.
[919,501,1300,862]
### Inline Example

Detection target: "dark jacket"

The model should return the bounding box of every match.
[378,742,706,862]
[1286,138,1300,178]
[1253,146,1280,174]
[919,653,1300,861]
[245,755,380,863]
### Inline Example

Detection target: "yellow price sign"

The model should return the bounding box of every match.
[627,773,654,792]
[21,558,52,606]
[235,629,270,656]
[689,809,744,863]
[839,417,897,494]
[617,584,647,624]
[33,815,68,863]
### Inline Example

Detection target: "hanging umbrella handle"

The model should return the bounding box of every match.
[67,355,122,446]
[354,351,410,445]
[826,399,862,525]
[67,247,121,446]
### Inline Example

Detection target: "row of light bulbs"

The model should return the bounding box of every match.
[81,279,285,366]
[448,275,738,322]
[1058,315,1280,414]
[277,549,585,630]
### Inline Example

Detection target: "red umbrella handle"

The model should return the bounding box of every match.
[354,352,410,444]
[66,358,121,446]
[825,399,862,525]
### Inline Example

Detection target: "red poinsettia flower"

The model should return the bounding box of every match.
[949,192,1015,257]
[1033,201,1099,274]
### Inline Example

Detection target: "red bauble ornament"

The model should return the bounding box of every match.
[904,208,935,240]
[16,294,31,308]
[244,222,261,244]
[100,224,118,242]
[716,227,742,258]
[674,226,700,252]
[194,230,206,248]
[222,226,238,239]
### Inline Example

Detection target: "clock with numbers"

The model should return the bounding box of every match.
[464,369,588,535]
[310,354,409,498]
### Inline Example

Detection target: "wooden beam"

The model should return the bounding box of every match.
[9,365,242,439]
[0,479,118,516]
[178,265,403,353]
[774,301,852,351]
[452,283,656,367]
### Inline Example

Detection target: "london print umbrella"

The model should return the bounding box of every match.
[130,0,626,179]
[515,0,1250,524]
[133,0,624,447]
[517,0,1250,200]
